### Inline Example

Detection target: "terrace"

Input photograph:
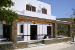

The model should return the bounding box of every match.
[0,15,72,50]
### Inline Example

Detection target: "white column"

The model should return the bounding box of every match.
[45,25,47,35]
[0,23,3,36]
[37,24,40,35]
[17,23,20,35]
[24,23,28,42]
[42,24,44,35]
[39,24,42,35]
[27,23,30,41]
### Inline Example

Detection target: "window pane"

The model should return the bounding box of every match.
[29,6,32,11]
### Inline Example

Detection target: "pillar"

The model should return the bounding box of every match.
[11,20,17,43]
[37,24,40,35]
[68,25,71,37]
[24,23,28,42]
[68,24,74,42]
[28,23,30,41]
[52,23,57,38]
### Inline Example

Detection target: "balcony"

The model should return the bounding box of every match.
[16,10,56,20]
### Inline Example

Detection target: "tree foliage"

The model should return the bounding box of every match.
[0,0,19,25]
[57,24,68,36]
[0,8,19,24]
[73,18,75,23]
[0,0,14,7]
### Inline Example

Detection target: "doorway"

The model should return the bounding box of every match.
[30,25,37,40]
[3,24,11,40]
[47,26,51,35]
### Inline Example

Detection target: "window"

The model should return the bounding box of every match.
[42,8,47,14]
[20,25,23,33]
[26,5,29,10]
[26,5,36,12]
[32,6,36,12]
[29,6,32,11]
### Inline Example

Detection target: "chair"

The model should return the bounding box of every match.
[22,35,24,39]
[43,35,48,39]
[49,35,52,38]
[1,36,7,42]
[43,35,52,39]
[34,35,39,40]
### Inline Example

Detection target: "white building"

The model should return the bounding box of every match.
[0,0,56,42]
[11,0,56,20]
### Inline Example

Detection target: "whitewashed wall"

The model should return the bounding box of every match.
[0,21,6,36]
[10,0,56,20]
[0,23,3,36]
[17,22,53,42]
[12,0,51,15]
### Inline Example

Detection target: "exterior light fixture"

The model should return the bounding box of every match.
[49,24,50,25]
[34,23,35,24]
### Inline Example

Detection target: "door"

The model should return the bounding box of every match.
[47,26,51,35]
[30,25,37,40]
[3,25,11,40]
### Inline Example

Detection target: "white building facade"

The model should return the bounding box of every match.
[0,0,56,42]
[11,0,56,42]
[11,0,56,20]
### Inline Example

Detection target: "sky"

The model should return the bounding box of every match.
[38,0,75,18]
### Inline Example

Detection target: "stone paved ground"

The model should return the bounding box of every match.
[15,41,75,50]
[15,37,75,50]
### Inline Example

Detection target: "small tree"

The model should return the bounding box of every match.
[0,0,14,8]
[0,8,19,24]
[0,0,19,41]
[0,0,19,24]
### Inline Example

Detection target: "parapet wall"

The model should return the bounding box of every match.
[42,37,72,44]
[0,42,28,50]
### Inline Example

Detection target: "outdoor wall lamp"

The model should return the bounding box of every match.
[33,23,35,24]
[49,24,50,25]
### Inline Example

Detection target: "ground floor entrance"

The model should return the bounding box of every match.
[3,24,11,40]
[30,25,37,40]
[47,26,51,35]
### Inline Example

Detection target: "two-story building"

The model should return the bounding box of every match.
[10,0,56,42]
[0,0,72,49]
